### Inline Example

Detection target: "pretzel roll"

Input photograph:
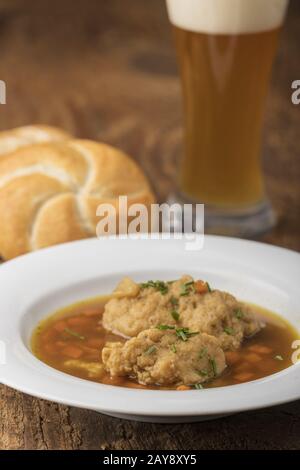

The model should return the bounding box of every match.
[0,140,155,259]
[0,125,71,156]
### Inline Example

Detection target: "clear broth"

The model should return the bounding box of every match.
[31,297,299,390]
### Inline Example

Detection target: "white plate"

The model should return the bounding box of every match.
[0,235,300,423]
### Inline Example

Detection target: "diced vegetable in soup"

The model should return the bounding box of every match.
[31,276,299,390]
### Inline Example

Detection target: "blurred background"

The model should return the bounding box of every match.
[0,0,299,249]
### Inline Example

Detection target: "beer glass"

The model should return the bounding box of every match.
[166,0,289,236]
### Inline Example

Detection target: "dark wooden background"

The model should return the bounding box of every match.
[0,0,299,450]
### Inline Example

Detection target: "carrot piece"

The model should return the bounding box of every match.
[233,372,254,382]
[246,352,261,363]
[81,346,99,354]
[87,338,104,348]
[195,280,209,294]
[85,353,100,361]
[53,320,68,332]
[176,385,191,391]
[41,329,57,342]
[248,344,272,354]
[225,351,239,365]
[67,316,89,327]
[82,308,102,317]
[61,345,83,359]
[83,353,100,361]
[44,343,58,355]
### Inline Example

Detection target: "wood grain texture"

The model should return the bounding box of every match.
[0,0,299,450]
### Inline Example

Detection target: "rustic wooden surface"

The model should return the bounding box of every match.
[0,0,299,450]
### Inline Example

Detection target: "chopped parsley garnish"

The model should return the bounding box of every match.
[175,327,199,341]
[210,358,217,377]
[170,344,177,353]
[156,325,199,341]
[144,345,157,355]
[170,296,179,307]
[140,280,169,295]
[206,282,212,292]
[171,310,180,321]
[176,328,188,341]
[157,324,175,331]
[199,347,208,359]
[234,308,244,319]
[198,369,208,376]
[274,355,284,361]
[224,327,235,336]
[64,328,85,341]
[194,383,204,390]
[180,281,195,296]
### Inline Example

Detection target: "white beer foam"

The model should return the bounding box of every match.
[166,0,289,34]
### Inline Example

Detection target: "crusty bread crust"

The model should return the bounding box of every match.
[0,139,155,259]
[0,125,71,156]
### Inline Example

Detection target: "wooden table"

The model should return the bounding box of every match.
[0,0,299,450]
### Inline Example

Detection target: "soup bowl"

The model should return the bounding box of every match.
[0,235,300,423]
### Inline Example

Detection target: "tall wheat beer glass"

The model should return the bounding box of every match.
[166,0,289,235]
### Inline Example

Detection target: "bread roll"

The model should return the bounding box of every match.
[0,125,71,156]
[0,139,155,259]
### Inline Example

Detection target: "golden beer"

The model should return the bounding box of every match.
[174,26,282,207]
[167,0,289,232]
